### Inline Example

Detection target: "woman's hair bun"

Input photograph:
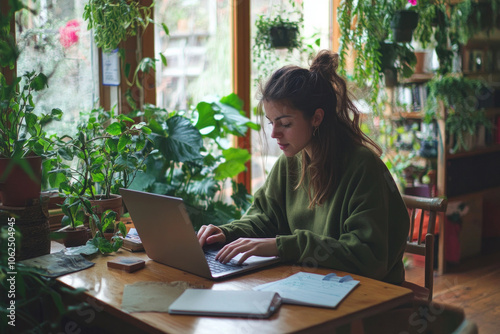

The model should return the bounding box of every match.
[309,50,339,80]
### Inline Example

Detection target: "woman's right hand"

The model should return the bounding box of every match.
[197,224,226,247]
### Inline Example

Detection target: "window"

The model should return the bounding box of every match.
[154,0,231,111]
[15,0,97,136]
[250,0,333,192]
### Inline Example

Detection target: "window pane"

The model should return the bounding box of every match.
[155,0,231,111]
[15,0,97,136]
[251,0,332,192]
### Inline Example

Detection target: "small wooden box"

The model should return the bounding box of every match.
[107,257,145,272]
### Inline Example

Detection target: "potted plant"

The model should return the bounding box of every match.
[390,8,419,43]
[0,71,62,207]
[49,106,151,247]
[255,14,301,51]
[424,75,494,153]
[58,194,90,247]
[337,0,417,109]
[252,0,317,85]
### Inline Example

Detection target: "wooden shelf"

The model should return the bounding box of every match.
[390,111,423,120]
[401,73,434,84]
[447,144,500,160]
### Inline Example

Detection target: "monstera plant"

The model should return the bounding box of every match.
[130,93,259,230]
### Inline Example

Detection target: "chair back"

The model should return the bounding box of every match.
[402,194,447,301]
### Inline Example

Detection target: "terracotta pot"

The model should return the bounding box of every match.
[89,194,123,218]
[0,156,42,207]
[414,51,427,74]
[63,228,91,248]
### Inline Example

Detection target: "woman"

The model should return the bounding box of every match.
[198,50,410,284]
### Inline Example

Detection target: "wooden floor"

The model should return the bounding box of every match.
[405,238,500,334]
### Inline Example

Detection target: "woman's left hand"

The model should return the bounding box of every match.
[215,238,278,265]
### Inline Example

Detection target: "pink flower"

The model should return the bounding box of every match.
[408,0,417,5]
[59,19,80,49]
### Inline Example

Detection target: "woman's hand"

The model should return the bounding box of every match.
[197,224,226,246]
[216,238,278,265]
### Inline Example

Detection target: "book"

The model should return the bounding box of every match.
[121,228,144,252]
[253,272,360,309]
[168,289,281,318]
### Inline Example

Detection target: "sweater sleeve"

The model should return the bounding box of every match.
[219,156,292,242]
[276,151,409,283]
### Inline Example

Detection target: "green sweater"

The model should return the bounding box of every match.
[219,146,410,284]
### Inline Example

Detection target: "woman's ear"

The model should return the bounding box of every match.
[312,108,324,127]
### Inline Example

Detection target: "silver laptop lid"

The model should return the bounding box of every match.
[120,188,280,280]
[120,188,213,279]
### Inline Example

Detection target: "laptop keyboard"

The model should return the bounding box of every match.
[204,250,246,273]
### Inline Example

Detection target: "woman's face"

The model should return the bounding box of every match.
[264,101,319,157]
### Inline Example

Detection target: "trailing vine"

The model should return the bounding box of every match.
[83,0,153,52]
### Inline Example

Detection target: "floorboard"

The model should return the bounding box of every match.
[404,238,500,334]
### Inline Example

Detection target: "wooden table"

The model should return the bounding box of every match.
[55,243,413,334]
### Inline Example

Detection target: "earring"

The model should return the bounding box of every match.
[313,126,319,137]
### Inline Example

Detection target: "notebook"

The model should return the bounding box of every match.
[253,272,360,308]
[168,289,282,318]
[119,188,280,280]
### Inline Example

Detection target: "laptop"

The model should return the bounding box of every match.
[119,188,280,280]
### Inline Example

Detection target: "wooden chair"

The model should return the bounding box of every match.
[401,194,447,301]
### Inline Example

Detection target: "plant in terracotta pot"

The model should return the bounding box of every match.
[0,71,62,207]
[58,195,90,247]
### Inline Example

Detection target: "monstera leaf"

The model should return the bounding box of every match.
[149,115,203,163]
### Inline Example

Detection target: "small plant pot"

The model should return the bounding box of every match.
[391,10,419,43]
[63,228,90,248]
[414,51,427,74]
[0,156,42,207]
[269,26,298,49]
[89,194,123,220]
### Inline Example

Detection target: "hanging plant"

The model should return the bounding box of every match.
[255,14,301,51]
[83,0,153,52]
[252,0,311,85]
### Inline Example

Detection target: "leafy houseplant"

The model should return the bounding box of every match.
[425,75,494,153]
[130,93,259,231]
[83,0,169,112]
[252,1,318,85]
[0,224,86,333]
[0,70,62,206]
[50,107,152,201]
[48,107,151,252]
[83,0,153,52]
[255,14,301,51]
[337,0,417,110]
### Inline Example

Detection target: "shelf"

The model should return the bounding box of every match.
[390,111,423,120]
[401,73,434,84]
[447,144,500,160]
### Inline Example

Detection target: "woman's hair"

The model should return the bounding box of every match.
[257,49,382,208]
